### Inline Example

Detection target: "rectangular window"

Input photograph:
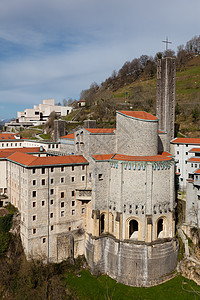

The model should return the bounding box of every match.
[61,202,64,208]
[50,199,53,205]
[33,229,36,234]
[72,200,75,206]
[61,192,65,198]
[186,152,188,155]
[42,168,45,174]
[72,190,75,197]
[32,168,36,174]
[33,215,36,221]
[43,238,46,243]
[42,200,45,206]
[71,177,74,182]
[177,151,179,155]
[61,166,64,172]
[32,191,36,197]
[61,177,64,183]
[33,202,36,207]
[50,189,54,195]
[72,166,74,171]
[42,179,45,185]
[98,174,103,180]
[51,167,54,172]
[33,180,36,185]
[195,164,197,168]
[50,213,53,218]
[192,163,193,167]
[61,211,64,217]
[50,225,54,231]
[82,165,85,170]
[50,178,54,184]
[72,209,75,215]
[82,208,85,214]
[82,176,85,181]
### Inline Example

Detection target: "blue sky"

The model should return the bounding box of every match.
[0,0,200,120]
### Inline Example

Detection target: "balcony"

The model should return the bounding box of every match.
[75,189,92,202]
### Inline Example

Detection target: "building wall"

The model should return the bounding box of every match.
[116,112,158,156]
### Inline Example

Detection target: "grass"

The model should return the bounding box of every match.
[39,133,51,140]
[65,270,200,300]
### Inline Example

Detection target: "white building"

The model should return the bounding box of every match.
[170,138,200,191]
[16,99,73,126]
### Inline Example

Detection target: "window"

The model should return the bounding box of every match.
[33,215,36,221]
[42,168,45,174]
[82,165,85,170]
[42,238,46,243]
[50,178,54,184]
[82,176,85,181]
[61,166,64,172]
[72,200,75,206]
[51,167,54,172]
[195,164,197,168]
[186,144,188,147]
[177,151,179,155]
[98,174,103,180]
[50,225,54,231]
[72,209,75,215]
[61,177,64,183]
[32,168,36,174]
[82,208,85,214]
[61,211,64,217]
[50,199,53,205]
[50,189,54,195]
[71,177,74,182]
[61,202,64,208]
[42,200,45,206]
[56,145,58,148]
[72,191,75,197]
[196,175,198,179]
[48,145,51,149]
[42,179,45,185]
[69,227,71,231]
[50,213,53,218]
[61,192,65,198]
[33,180,36,185]
[72,166,74,171]
[192,164,193,167]
[32,191,36,197]
[33,202,36,207]
[33,229,36,234]
[186,152,188,155]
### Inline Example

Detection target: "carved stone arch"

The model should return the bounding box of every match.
[126,216,142,240]
[155,216,167,239]
[99,212,107,235]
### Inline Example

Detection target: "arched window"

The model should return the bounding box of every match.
[129,219,138,239]
[100,214,105,234]
[157,218,163,238]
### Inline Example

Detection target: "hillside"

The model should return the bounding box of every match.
[73,55,200,137]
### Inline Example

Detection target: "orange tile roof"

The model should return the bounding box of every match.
[0,133,16,140]
[60,133,74,139]
[0,152,14,158]
[92,153,172,162]
[188,157,200,162]
[189,148,200,152]
[158,129,165,134]
[112,153,172,162]
[171,138,200,145]
[8,152,88,167]
[85,128,115,134]
[194,169,200,174]
[0,147,42,153]
[118,111,158,121]
[92,154,115,161]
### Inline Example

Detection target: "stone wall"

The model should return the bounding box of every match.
[116,112,158,156]
[85,234,178,287]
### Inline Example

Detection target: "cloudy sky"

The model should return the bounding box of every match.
[0,0,199,120]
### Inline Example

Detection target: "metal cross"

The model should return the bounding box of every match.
[162,37,172,50]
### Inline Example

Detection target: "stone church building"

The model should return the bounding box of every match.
[2,56,178,287]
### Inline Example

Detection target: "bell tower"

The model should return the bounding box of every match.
[156,56,176,151]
